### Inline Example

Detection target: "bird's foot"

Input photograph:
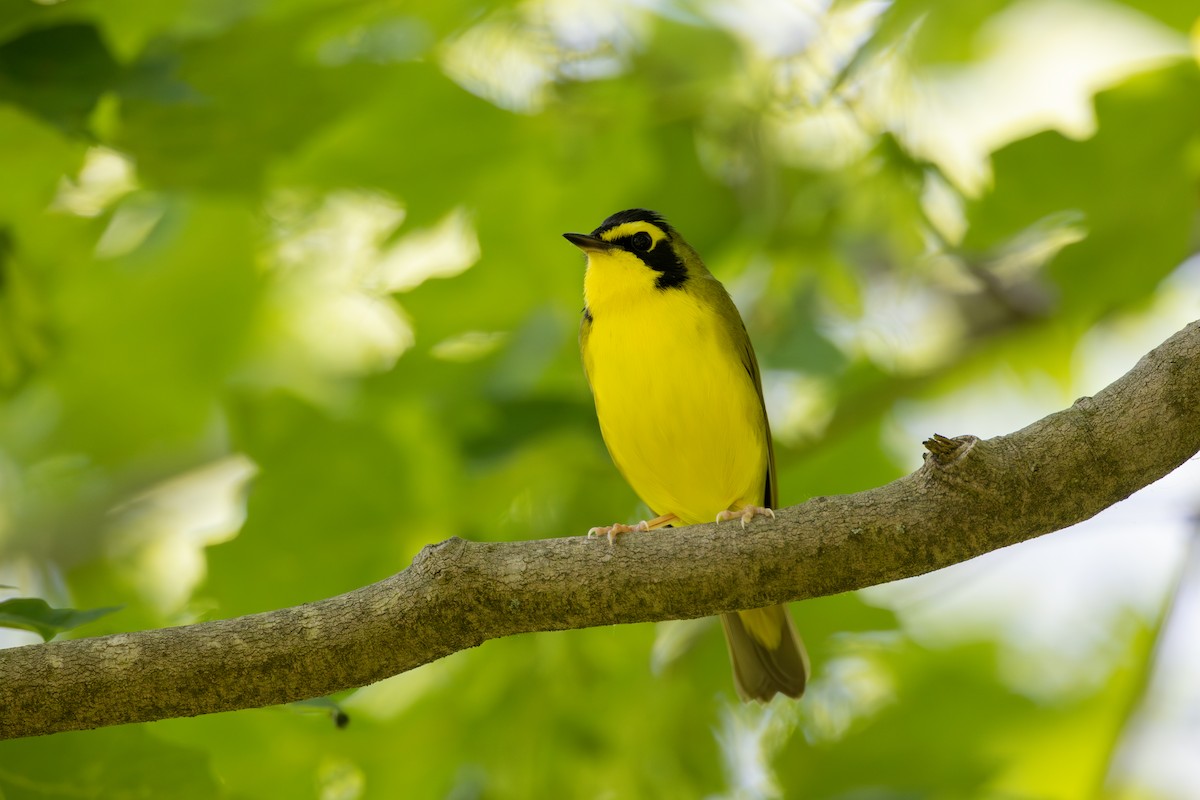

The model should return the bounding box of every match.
[716,505,776,529]
[587,520,649,545]
[586,513,677,545]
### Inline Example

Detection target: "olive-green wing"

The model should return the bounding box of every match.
[706,278,777,509]
[740,330,778,509]
[707,277,808,701]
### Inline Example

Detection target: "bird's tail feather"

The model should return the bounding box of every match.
[721,606,809,702]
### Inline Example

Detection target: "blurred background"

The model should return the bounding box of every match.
[1,0,1199,797]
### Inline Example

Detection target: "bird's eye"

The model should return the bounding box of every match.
[631,231,653,251]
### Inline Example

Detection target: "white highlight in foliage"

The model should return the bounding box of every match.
[907,0,1190,193]
[265,193,485,383]
[920,169,967,247]
[441,16,557,114]
[803,645,898,742]
[50,147,136,218]
[440,0,647,112]
[105,456,258,617]
[711,702,798,800]
[820,274,963,374]
[265,190,415,380]
[705,0,824,59]
[431,331,508,363]
[371,207,481,293]
[762,370,835,445]
[94,194,167,259]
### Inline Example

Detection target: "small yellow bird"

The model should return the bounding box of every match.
[565,209,809,702]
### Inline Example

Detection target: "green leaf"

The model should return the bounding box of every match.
[0,597,121,642]
[0,23,121,136]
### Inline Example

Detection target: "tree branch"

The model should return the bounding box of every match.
[3,320,1199,740]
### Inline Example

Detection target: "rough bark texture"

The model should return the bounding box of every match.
[2,320,1198,740]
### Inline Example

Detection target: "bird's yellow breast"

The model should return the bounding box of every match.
[581,283,768,526]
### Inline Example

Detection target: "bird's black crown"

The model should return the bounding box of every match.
[592,208,672,237]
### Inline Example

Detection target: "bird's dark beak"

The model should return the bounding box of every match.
[563,232,615,252]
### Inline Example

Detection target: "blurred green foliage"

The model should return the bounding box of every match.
[1,0,1198,797]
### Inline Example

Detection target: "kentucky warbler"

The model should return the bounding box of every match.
[564,208,809,702]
